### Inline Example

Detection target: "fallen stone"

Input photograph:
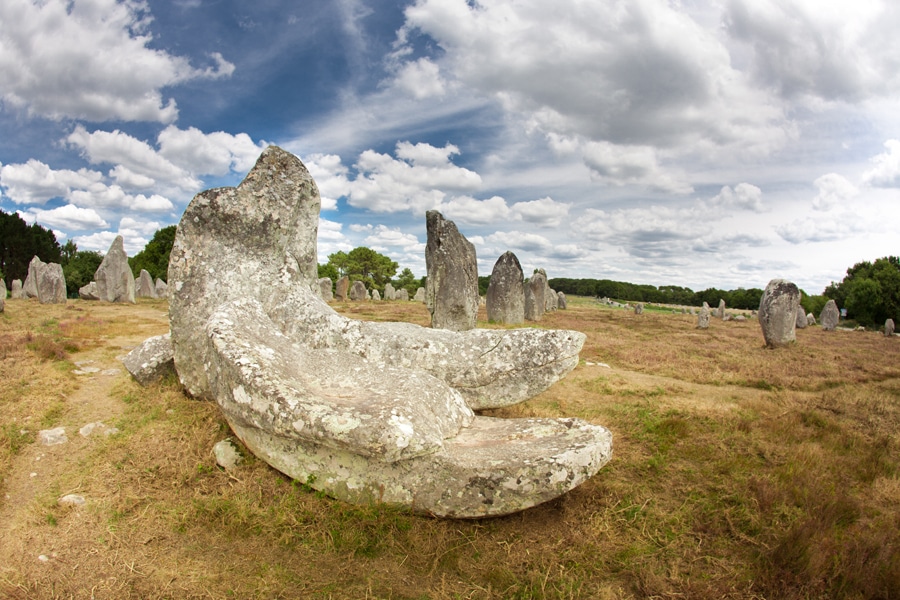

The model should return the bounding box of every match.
[79,281,100,300]
[39,427,67,446]
[122,333,175,385]
[758,279,799,348]
[213,439,243,471]
[820,299,840,331]
[886,318,895,337]
[58,494,86,507]
[95,236,135,303]
[486,251,525,325]
[318,277,333,302]
[168,146,609,517]
[425,211,479,331]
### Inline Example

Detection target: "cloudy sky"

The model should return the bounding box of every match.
[1,0,898,294]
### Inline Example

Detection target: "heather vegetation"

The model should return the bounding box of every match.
[2,296,898,599]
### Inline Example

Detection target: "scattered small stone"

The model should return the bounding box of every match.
[79,422,106,437]
[73,366,101,375]
[58,494,86,507]
[38,427,67,446]
[38,555,49,563]
[213,439,243,471]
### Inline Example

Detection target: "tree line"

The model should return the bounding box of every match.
[3,209,897,326]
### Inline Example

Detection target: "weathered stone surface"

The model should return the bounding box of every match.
[758,279,799,348]
[58,494,86,507]
[23,256,43,298]
[546,287,558,311]
[383,282,396,300]
[807,313,816,326]
[425,211,479,332]
[39,427,67,446]
[95,236,135,303]
[10,279,23,299]
[795,305,808,329]
[371,289,381,301]
[349,280,367,301]
[558,291,567,309]
[486,251,524,324]
[820,299,840,331]
[414,287,425,302]
[79,281,100,300]
[136,269,157,298]
[123,333,175,385]
[318,277,333,302]
[525,272,546,321]
[155,278,168,298]
[335,276,349,301]
[635,303,643,315]
[886,318,895,337]
[167,146,609,517]
[396,288,409,301]
[697,305,710,329]
[213,439,243,471]
[716,299,726,319]
[36,262,66,304]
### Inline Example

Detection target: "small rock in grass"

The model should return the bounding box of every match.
[58,494,86,507]
[213,439,243,471]
[38,427,67,446]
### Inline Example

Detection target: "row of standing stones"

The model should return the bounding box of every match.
[2,236,168,307]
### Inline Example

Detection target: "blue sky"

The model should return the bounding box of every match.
[1,0,898,294]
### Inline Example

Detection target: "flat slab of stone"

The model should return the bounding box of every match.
[122,333,175,385]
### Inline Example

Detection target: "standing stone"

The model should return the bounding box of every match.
[758,279,800,348]
[414,287,425,303]
[318,277,333,302]
[635,303,644,315]
[795,303,808,329]
[11,279,23,299]
[335,276,349,301]
[371,289,381,301]
[425,211,478,332]
[95,236,135,303]
[886,318,895,337]
[23,256,43,298]
[716,299,726,319]
[558,291,567,309]
[37,262,67,304]
[486,251,525,325]
[820,299,840,331]
[136,269,157,298]
[807,313,816,326]
[697,305,710,329]
[349,280,367,301]
[396,288,409,301]
[79,282,99,300]
[155,278,168,298]
[384,282,396,300]
[525,271,547,322]
[546,288,558,311]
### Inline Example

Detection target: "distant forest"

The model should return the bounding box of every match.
[546,278,765,310]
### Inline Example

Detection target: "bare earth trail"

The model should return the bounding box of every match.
[0,300,170,598]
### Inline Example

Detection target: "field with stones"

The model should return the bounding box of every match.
[1,295,899,599]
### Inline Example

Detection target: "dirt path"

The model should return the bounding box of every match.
[0,301,169,597]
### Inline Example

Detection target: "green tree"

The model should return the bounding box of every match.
[317,262,339,282]
[394,267,418,296]
[129,225,176,282]
[62,247,103,297]
[0,210,62,282]
[825,256,900,326]
[326,247,397,291]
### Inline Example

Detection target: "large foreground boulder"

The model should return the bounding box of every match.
[758,279,799,348]
[167,146,610,518]
[95,236,135,303]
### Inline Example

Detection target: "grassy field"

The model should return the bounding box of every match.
[1,295,899,599]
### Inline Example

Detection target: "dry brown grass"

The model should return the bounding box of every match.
[0,295,898,599]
